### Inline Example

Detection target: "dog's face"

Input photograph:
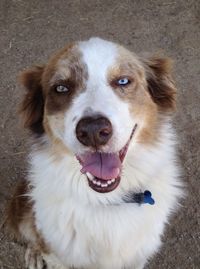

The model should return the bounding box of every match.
[19,38,176,194]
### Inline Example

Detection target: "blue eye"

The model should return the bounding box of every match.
[117,78,130,86]
[56,85,69,93]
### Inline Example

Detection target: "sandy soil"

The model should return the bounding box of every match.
[0,0,199,268]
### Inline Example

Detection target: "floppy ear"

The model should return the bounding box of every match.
[19,65,45,134]
[143,56,176,111]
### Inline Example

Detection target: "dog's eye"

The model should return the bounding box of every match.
[117,78,130,86]
[55,85,69,93]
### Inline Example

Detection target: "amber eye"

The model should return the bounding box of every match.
[55,85,69,93]
[117,78,130,86]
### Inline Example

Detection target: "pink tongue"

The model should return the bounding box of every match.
[79,152,121,180]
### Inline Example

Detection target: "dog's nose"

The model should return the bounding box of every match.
[76,116,112,148]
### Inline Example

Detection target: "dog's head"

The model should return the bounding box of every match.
[19,37,176,194]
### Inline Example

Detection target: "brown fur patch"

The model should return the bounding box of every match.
[19,66,45,134]
[6,180,49,253]
[142,56,176,111]
[19,44,88,138]
[42,44,88,114]
[40,44,88,154]
[107,47,177,144]
[6,179,31,237]
[107,48,159,144]
[18,43,89,159]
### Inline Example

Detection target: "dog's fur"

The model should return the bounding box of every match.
[7,37,182,269]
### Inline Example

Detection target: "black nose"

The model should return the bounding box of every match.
[76,116,112,148]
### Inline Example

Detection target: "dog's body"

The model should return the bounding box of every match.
[8,38,182,269]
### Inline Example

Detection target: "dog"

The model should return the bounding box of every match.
[7,37,182,269]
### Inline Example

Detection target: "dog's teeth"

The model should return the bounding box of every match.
[86,172,94,181]
[88,176,115,188]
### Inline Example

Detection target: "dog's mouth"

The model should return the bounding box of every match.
[76,124,137,193]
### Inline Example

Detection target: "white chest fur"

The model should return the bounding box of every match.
[29,135,181,269]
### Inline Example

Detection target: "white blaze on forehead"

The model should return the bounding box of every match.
[78,37,118,81]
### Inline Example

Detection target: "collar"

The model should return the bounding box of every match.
[123,190,155,205]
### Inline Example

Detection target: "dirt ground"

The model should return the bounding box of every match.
[0,0,199,268]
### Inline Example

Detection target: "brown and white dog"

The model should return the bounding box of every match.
[8,37,182,269]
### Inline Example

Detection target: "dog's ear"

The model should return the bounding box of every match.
[19,65,45,134]
[143,56,176,111]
